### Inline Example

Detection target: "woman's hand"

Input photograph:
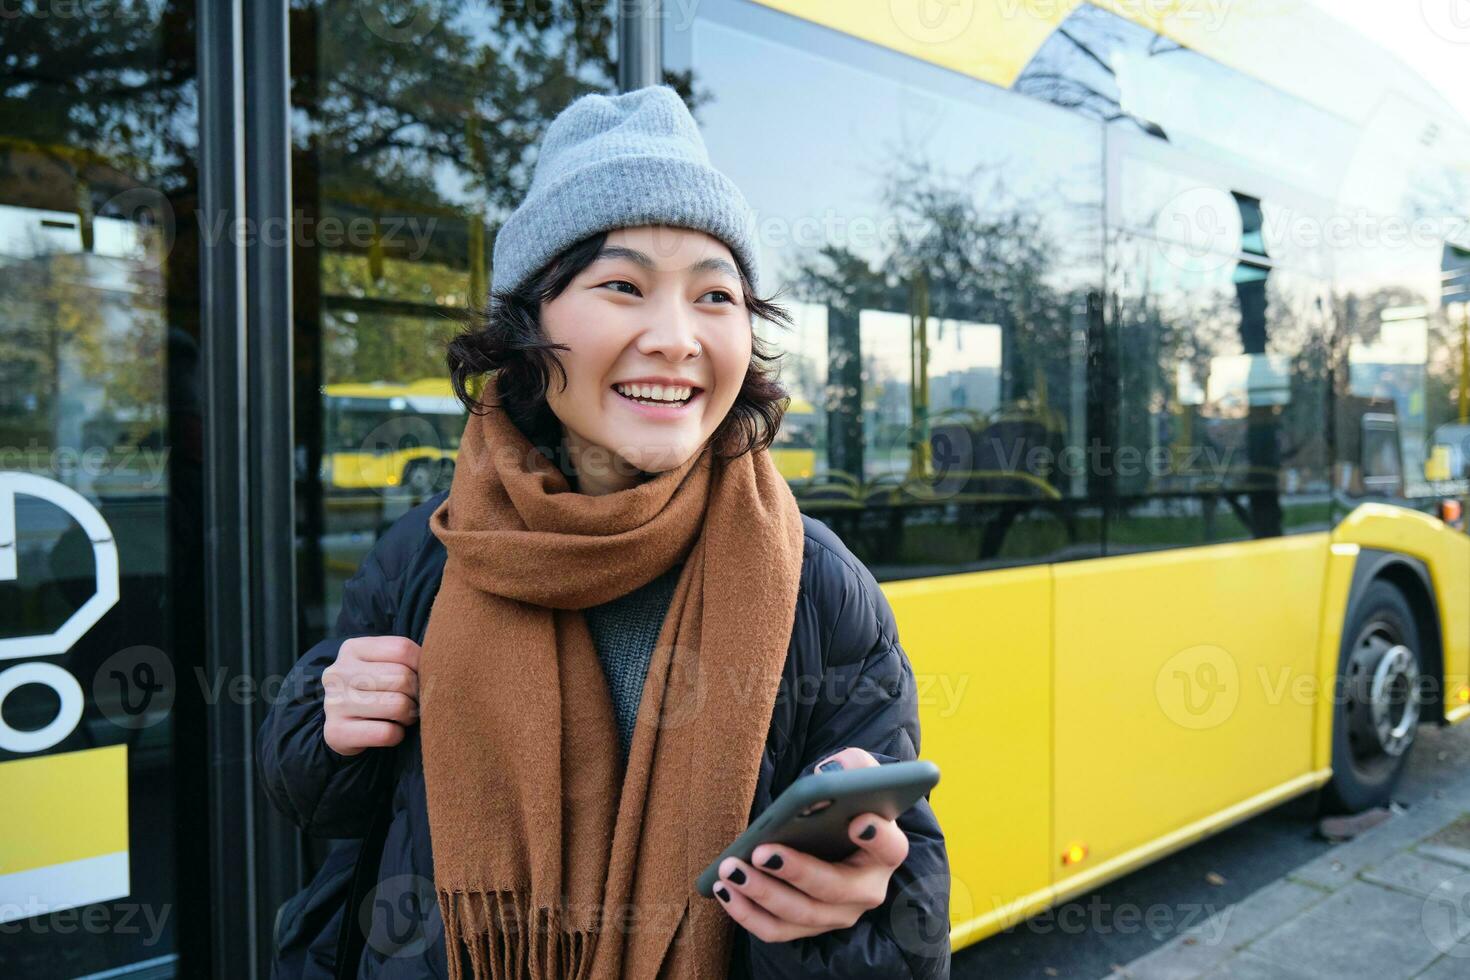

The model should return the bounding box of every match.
[710,747,909,942]
[321,635,421,756]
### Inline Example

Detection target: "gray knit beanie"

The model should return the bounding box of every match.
[490,84,762,298]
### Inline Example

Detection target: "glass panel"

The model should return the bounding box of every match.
[1062,4,1396,551]
[0,6,202,978]
[665,0,1105,581]
[1331,131,1470,503]
[1108,229,1334,551]
[291,0,620,639]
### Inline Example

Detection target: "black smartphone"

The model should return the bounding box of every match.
[695,759,941,898]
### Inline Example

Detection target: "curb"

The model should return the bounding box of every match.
[1108,773,1470,980]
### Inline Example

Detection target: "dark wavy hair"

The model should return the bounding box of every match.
[446,228,796,466]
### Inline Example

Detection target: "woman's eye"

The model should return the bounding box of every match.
[701,289,736,304]
[602,279,641,296]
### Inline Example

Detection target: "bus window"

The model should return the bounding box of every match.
[666,1,1106,580]
[1361,413,1405,496]
[1429,423,1470,482]
[1108,229,1335,551]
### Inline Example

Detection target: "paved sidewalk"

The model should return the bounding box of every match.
[1109,776,1470,980]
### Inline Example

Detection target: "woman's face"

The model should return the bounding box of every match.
[539,225,753,495]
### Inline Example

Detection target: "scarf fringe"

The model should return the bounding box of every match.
[440,889,597,980]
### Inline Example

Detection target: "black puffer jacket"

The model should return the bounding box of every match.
[258,490,950,979]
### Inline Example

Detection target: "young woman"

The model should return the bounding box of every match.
[259,85,949,980]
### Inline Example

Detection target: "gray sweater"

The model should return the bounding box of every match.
[583,561,683,764]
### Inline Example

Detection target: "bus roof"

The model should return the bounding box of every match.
[322,378,456,399]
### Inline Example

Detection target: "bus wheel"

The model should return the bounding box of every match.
[1323,580,1423,814]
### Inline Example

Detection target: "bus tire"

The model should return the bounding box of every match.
[1322,579,1424,814]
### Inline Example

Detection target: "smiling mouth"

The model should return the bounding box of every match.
[608,379,699,405]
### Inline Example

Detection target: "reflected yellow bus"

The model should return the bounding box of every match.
[321,379,463,493]
[771,396,818,481]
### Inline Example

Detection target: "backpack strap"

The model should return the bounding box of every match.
[333,499,444,979]
[332,754,398,980]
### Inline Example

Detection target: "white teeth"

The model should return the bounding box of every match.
[615,383,693,403]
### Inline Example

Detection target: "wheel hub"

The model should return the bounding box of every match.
[1369,644,1420,757]
[1347,635,1420,760]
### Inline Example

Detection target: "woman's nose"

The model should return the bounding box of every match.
[636,300,703,360]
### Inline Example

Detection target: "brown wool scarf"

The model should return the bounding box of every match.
[419,394,805,980]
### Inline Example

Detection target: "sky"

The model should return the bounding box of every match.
[1305,0,1470,127]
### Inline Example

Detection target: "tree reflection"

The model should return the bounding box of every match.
[290,0,619,641]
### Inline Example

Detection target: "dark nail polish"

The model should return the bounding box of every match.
[714,886,730,901]
[859,823,877,840]
[728,867,746,885]
[762,854,784,870]
[818,759,844,772]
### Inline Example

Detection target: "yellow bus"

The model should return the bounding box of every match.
[320,379,463,493]
[323,384,823,489]
[771,396,819,481]
[682,0,1470,951]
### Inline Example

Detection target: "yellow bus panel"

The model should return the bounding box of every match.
[883,565,1053,946]
[1052,535,1327,880]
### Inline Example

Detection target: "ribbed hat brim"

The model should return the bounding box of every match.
[490,154,762,297]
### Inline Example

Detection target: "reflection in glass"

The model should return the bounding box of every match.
[291,0,618,634]
[666,0,1104,579]
[0,6,203,976]
[1109,229,1333,550]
